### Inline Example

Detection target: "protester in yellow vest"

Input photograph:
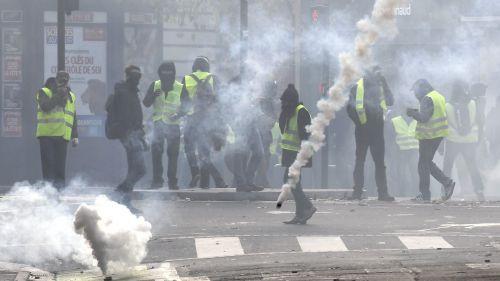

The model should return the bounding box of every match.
[143,62,182,190]
[386,106,419,197]
[36,72,78,190]
[279,84,316,225]
[346,67,395,201]
[178,56,226,189]
[443,80,484,201]
[407,79,455,202]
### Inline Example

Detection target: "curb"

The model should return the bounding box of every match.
[0,186,351,202]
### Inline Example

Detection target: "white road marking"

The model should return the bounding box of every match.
[466,263,500,270]
[297,236,348,252]
[195,237,244,258]
[398,236,453,250]
[267,211,331,215]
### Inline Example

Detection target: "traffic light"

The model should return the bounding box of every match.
[65,0,79,15]
[310,5,328,26]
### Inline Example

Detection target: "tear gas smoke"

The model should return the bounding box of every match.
[277,0,402,207]
[0,182,94,267]
[74,195,152,275]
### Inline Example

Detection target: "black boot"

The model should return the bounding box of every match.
[347,188,363,200]
[189,167,200,188]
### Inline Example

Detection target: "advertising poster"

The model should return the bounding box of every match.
[1,110,22,137]
[44,11,107,137]
[2,54,22,82]
[2,83,22,108]
[2,27,22,54]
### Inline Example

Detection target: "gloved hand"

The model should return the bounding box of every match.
[71,138,79,147]
[153,89,162,98]
[406,108,418,118]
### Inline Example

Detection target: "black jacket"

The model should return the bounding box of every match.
[279,103,312,167]
[113,81,143,133]
[37,88,78,139]
[347,77,394,128]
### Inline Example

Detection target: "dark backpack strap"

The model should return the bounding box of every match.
[189,73,202,84]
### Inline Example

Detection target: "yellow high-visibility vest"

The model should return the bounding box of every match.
[280,104,308,152]
[391,116,419,150]
[355,78,387,125]
[415,90,448,140]
[152,80,182,125]
[36,87,75,141]
[446,100,479,143]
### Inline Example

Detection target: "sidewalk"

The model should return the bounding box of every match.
[0,186,351,201]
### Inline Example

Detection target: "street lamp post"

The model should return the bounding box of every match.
[57,0,66,71]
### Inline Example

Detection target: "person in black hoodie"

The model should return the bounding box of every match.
[114,65,146,213]
[346,67,395,201]
[279,84,316,225]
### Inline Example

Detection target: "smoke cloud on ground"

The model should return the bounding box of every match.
[0,180,152,275]
[74,195,152,275]
[0,181,94,267]
[277,0,402,207]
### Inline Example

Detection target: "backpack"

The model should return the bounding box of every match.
[104,93,125,139]
[190,74,215,110]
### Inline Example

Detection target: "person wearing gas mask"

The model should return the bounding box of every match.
[346,66,395,201]
[407,79,455,202]
[143,62,182,190]
[442,80,484,201]
[36,72,78,190]
[113,65,146,213]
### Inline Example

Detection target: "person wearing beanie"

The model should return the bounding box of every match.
[279,84,316,224]
[346,67,395,201]
[143,61,182,190]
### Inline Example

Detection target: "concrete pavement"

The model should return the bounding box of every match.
[2,198,500,280]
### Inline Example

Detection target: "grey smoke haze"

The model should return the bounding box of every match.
[74,195,152,275]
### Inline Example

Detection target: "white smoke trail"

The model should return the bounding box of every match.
[0,182,94,266]
[74,195,152,275]
[277,0,402,207]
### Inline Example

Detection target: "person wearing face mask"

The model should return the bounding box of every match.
[36,71,78,190]
[113,65,146,213]
[442,80,484,201]
[143,62,182,190]
[279,84,316,224]
[406,79,455,202]
[346,66,395,201]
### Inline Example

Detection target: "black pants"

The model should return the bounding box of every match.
[39,137,68,190]
[443,141,484,193]
[117,130,146,192]
[353,127,389,195]
[184,116,199,176]
[198,136,225,188]
[283,168,313,217]
[255,130,272,187]
[418,138,451,199]
[224,146,248,188]
[151,121,180,186]
[245,127,264,185]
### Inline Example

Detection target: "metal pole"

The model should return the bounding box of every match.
[240,0,248,77]
[57,0,65,71]
[321,48,330,189]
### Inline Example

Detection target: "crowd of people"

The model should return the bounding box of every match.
[35,56,497,223]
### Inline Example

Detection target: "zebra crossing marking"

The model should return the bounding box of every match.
[297,236,348,252]
[195,237,244,258]
[398,236,454,250]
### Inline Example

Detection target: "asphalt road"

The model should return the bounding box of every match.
[3,198,500,280]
